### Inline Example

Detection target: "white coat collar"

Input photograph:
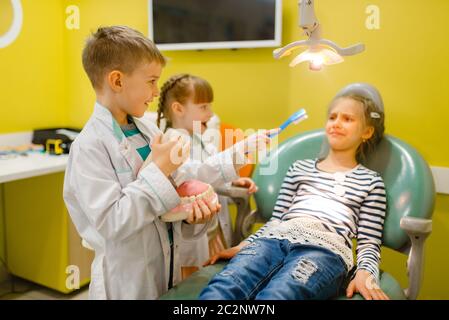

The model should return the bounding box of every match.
[93,102,159,176]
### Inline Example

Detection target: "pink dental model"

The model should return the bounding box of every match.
[161,180,219,222]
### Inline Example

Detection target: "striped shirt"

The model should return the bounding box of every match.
[248,159,386,280]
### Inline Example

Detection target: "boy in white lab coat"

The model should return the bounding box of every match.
[63,26,275,300]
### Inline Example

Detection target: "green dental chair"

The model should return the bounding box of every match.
[160,84,435,300]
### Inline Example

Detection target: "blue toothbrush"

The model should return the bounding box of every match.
[269,108,308,138]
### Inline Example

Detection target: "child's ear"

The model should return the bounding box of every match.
[108,70,123,92]
[362,126,375,141]
[171,102,185,117]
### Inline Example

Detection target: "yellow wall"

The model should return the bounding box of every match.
[63,0,290,130]
[0,0,68,286]
[285,0,449,167]
[0,0,68,133]
[0,0,448,298]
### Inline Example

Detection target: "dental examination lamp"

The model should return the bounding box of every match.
[273,0,365,71]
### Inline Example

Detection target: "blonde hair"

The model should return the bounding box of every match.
[157,74,213,129]
[327,94,385,162]
[82,26,166,90]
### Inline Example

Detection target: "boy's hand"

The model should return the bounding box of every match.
[232,177,258,194]
[203,241,249,266]
[346,269,390,300]
[185,198,221,225]
[150,134,190,177]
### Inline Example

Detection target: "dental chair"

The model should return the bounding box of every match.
[159,84,435,300]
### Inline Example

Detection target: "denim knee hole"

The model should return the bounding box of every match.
[238,242,259,255]
[292,259,318,284]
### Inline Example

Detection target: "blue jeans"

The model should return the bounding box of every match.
[199,238,347,300]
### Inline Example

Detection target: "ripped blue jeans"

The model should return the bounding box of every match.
[199,238,347,300]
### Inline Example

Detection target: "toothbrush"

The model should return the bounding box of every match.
[269,108,308,138]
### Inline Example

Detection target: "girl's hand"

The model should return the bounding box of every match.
[150,134,190,177]
[232,177,258,194]
[241,128,280,154]
[346,270,390,300]
[232,128,280,170]
[185,198,221,225]
[203,241,249,266]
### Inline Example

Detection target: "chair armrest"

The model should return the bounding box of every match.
[215,186,252,246]
[215,185,250,200]
[399,216,432,300]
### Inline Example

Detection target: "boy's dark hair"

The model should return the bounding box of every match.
[82,26,166,90]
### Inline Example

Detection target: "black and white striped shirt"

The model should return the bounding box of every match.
[248,159,387,279]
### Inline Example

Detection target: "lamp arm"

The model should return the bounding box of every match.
[318,39,365,55]
[274,0,365,68]
[299,0,319,37]
[273,40,309,58]
[273,39,365,59]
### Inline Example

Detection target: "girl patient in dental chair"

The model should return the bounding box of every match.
[200,91,390,300]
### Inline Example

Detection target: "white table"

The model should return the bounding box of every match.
[0,153,68,184]
[0,131,68,183]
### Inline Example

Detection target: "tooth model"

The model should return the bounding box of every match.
[161,180,219,222]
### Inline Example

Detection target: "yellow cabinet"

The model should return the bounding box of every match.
[4,173,93,293]
[1,185,8,284]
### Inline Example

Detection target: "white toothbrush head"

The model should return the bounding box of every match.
[292,113,308,125]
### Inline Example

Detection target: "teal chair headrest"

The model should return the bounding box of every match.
[335,82,384,112]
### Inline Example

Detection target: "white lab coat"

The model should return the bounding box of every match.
[63,103,238,300]
[165,128,234,270]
